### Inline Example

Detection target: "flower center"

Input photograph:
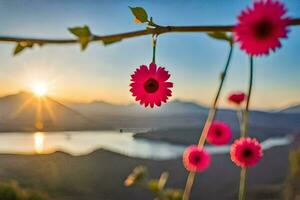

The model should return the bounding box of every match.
[193,155,201,163]
[242,148,253,158]
[144,78,159,93]
[215,129,222,136]
[254,19,273,40]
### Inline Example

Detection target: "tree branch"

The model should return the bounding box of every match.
[0,18,299,45]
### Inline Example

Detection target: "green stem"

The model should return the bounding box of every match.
[239,167,247,200]
[241,56,253,138]
[182,43,234,200]
[198,43,234,147]
[236,107,243,130]
[182,172,196,200]
[238,56,254,200]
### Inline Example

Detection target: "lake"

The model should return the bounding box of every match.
[0,131,292,160]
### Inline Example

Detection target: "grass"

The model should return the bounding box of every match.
[0,181,48,200]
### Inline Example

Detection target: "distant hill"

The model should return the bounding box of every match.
[67,99,209,130]
[68,98,300,136]
[68,99,208,117]
[0,144,293,200]
[0,92,95,132]
[279,104,300,114]
[0,92,299,138]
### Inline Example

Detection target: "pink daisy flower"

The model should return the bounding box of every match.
[183,145,211,172]
[230,137,263,167]
[228,91,246,105]
[130,63,173,108]
[207,121,232,145]
[234,0,291,56]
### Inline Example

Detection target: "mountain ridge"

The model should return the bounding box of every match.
[0,92,299,134]
[278,104,300,114]
[6,91,300,113]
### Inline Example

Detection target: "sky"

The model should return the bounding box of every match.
[0,0,299,110]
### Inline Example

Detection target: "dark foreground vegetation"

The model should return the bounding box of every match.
[0,181,48,200]
[0,138,299,200]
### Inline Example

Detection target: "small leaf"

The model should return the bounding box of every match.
[129,7,148,23]
[147,179,160,194]
[207,31,233,43]
[14,44,26,56]
[124,166,148,186]
[69,26,92,50]
[13,41,34,56]
[164,189,183,200]
[69,26,91,37]
[79,37,90,50]
[102,37,122,46]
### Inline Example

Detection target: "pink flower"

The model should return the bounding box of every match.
[230,137,263,167]
[228,92,246,105]
[234,0,291,56]
[183,145,211,172]
[130,63,173,108]
[207,121,232,145]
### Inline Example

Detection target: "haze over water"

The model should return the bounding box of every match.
[0,131,291,160]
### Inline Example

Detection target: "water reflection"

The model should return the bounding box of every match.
[34,132,44,154]
[0,131,293,160]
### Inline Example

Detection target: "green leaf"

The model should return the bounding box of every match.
[69,26,91,37]
[207,31,233,43]
[124,166,148,186]
[13,42,34,56]
[14,44,26,56]
[164,189,183,200]
[129,7,148,23]
[102,37,122,46]
[69,26,92,50]
[79,37,90,50]
[147,179,160,194]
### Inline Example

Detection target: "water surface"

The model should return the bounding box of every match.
[0,131,292,160]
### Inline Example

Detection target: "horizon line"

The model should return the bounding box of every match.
[1,90,298,112]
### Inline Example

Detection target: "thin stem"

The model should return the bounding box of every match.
[236,107,243,129]
[239,167,247,200]
[182,43,234,200]
[241,56,253,138]
[198,43,234,147]
[182,172,195,200]
[238,56,254,200]
[152,35,157,63]
[0,18,299,45]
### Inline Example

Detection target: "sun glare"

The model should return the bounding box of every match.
[34,132,44,154]
[32,82,48,97]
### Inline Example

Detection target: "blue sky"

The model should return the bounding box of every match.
[0,0,299,109]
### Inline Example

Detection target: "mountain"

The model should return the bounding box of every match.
[0,92,299,140]
[68,99,208,117]
[0,92,209,132]
[279,104,300,114]
[68,97,300,142]
[0,91,95,132]
[66,99,209,130]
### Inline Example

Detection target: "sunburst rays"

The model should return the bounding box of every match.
[11,94,57,131]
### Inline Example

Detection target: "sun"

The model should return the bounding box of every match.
[31,82,48,97]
